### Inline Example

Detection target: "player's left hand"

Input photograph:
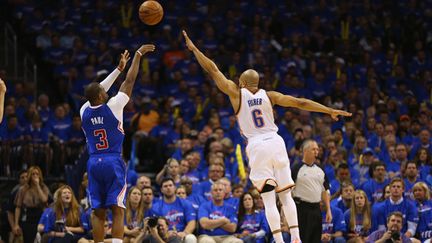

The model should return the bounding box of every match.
[330,109,352,121]
[182,30,197,51]
[117,50,130,72]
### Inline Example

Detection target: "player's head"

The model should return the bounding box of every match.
[239,69,259,88]
[85,82,108,105]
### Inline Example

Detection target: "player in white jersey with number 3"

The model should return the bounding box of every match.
[183,30,352,243]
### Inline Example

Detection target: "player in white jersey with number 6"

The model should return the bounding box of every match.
[183,30,352,243]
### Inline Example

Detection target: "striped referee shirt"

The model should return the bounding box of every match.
[291,162,329,203]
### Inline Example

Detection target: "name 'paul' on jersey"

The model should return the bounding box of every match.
[81,104,124,155]
[236,88,278,139]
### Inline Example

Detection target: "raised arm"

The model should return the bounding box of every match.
[119,44,155,97]
[182,30,238,97]
[0,78,6,123]
[267,91,352,121]
[100,50,130,92]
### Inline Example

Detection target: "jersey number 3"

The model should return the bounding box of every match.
[94,129,109,150]
[252,109,264,128]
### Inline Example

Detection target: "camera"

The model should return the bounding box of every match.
[391,231,400,241]
[148,217,158,228]
[55,219,65,232]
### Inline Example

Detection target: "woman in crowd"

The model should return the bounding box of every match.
[123,186,145,243]
[414,148,432,181]
[235,192,269,243]
[155,158,181,186]
[14,166,50,243]
[344,190,372,242]
[413,182,432,242]
[45,185,84,243]
[175,185,187,199]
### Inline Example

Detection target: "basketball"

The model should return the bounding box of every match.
[139,1,163,26]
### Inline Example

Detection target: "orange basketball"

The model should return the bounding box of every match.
[139,1,163,26]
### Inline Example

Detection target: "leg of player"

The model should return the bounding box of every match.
[92,208,107,243]
[278,190,300,242]
[260,184,284,243]
[111,205,125,243]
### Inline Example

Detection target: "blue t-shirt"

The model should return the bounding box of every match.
[344,209,370,237]
[237,211,269,243]
[376,198,419,234]
[153,197,196,232]
[198,201,238,236]
[361,179,389,204]
[321,206,346,234]
[416,200,432,242]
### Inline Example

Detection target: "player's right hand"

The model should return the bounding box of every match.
[0,78,6,93]
[118,50,130,71]
[330,109,352,121]
[182,30,197,51]
[137,44,156,55]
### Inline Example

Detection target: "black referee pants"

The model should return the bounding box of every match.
[295,198,322,243]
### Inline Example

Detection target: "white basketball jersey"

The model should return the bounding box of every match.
[236,88,278,139]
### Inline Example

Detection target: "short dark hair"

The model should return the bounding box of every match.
[161,177,175,187]
[142,186,153,192]
[84,82,103,105]
[387,211,403,223]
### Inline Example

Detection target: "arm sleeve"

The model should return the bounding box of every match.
[406,201,419,235]
[197,203,208,221]
[291,163,302,182]
[227,205,238,224]
[100,68,121,92]
[184,200,197,223]
[107,92,129,122]
[323,172,330,190]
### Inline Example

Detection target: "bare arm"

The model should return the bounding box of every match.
[183,220,196,234]
[183,31,238,97]
[199,217,229,230]
[267,91,352,121]
[0,78,6,123]
[220,221,237,233]
[321,190,332,223]
[119,44,155,97]
[99,50,130,92]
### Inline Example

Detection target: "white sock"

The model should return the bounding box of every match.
[112,239,123,243]
[261,191,284,243]
[279,190,300,241]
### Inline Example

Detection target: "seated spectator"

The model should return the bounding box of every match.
[184,152,203,184]
[172,137,194,161]
[180,177,206,211]
[153,178,197,243]
[412,182,432,242]
[321,201,347,243]
[124,186,145,242]
[403,161,423,200]
[232,184,245,199]
[330,164,352,196]
[136,175,152,190]
[156,158,181,186]
[366,212,413,243]
[361,162,389,203]
[331,181,354,214]
[198,163,225,200]
[413,148,431,181]
[375,178,418,238]
[44,185,84,242]
[176,186,188,199]
[142,186,157,217]
[14,166,50,243]
[135,216,182,243]
[78,217,113,243]
[197,182,241,243]
[344,190,372,242]
[371,184,391,232]
[235,192,269,243]
[217,178,239,209]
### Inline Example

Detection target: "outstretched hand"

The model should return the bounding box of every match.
[117,50,130,71]
[0,78,6,93]
[182,30,197,51]
[137,44,156,56]
[330,109,352,121]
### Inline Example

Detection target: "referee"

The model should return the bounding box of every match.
[292,139,332,243]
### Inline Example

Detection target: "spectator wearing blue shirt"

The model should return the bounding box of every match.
[44,185,84,242]
[123,187,146,242]
[329,164,352,196]
[412,182,432,242]
[183,152,202,184]
[179,177,206,211]
[197,164,225,200]
[155,158,182,186]
[371,184,391,232]
[409,129,432,160]
[403,161,423,200]
[361,162,389,204]
[235,192,269,243]
[142,186,157,218]
[331,182,354,214]
[198,182,242,243]
[153,178,197,243]
[344,190,372,242]
[413,148,432,182]
[321,202,347,243]
[375,178,419,238]
[217,178,239,209]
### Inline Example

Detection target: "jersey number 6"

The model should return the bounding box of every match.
[252,109,264,128]
[94,129,109,150]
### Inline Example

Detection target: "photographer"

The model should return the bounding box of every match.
[135,216,182,243]
[366,212,412,243]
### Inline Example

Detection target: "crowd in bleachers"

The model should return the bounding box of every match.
[1,0,432,242]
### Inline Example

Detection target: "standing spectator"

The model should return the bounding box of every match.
[412,182,432,242]
[292,139,332,243]
[45,185,84,242]
[366,212,412,243]
[153,178,197,243]
[14,166,50,243]
[320,201,346,243]
[197,182,241,243]
[344,190,372,242]
[375,178,418,238]
[123,186,145,242]
[6,170,27,243]
[235,192,269,243]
